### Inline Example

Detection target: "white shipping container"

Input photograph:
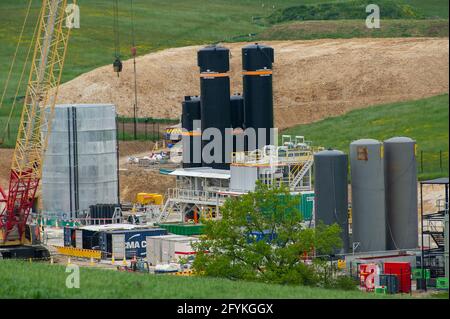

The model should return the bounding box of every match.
[162,237,198,263]
[173,239,199,260]
[146,235,183,265]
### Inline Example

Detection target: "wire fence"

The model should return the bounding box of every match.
[417,149,449,177]
[116,117,178,141]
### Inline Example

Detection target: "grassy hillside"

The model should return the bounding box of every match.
[0,0,312,102]
[0,259,384,299]
[257,19,449,41]
[265,0,424,24]
[265,0,449,24]
[0,0,448,147]
[403,0,449,18]
[283,94,449,180]
[0,0,321,146]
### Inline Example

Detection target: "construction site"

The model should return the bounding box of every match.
[0,0,449,299]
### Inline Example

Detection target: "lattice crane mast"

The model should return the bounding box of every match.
[0,0,72,250]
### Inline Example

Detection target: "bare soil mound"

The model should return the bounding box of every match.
[119,168,175,203]
[57,38,449,130]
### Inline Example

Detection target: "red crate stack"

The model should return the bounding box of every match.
[384,262,411,293]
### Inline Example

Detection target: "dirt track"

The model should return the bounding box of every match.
[57,37,449,129]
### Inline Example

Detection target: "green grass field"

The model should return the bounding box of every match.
[0,0,448,147]
[0,259,400,299]
[283,94,449,180]
[257,19,448,41]
[0,0,319,146]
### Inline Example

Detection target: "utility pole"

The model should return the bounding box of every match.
[131,0,138,140]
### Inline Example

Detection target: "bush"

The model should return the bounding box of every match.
[266,0,424,24]
[327,275,359,291]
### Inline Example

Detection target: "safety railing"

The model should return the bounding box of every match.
[166,188,229,205]
[231,146,322,166]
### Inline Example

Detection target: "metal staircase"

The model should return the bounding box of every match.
[423,210,446,252]
[429,231,445,248]
[156,191,181,224]
[290,156,313,190]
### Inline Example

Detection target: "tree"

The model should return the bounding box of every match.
[193,182,343,286]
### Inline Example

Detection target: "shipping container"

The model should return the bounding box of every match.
[146,235,181,265]
[161,237,199,264]
[99,228,168,259]
[82,229,101,249]
[156,223,205,236]
[384,262,411,293]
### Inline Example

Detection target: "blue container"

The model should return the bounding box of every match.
[247,230,277,243]
[99,228,168,258]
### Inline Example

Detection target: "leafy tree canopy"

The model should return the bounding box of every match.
[193,182,343,286]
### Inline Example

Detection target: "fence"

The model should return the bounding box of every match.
[116,117,178,141]
[417,150,449,177]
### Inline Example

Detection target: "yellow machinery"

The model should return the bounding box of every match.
[136,193,163,205]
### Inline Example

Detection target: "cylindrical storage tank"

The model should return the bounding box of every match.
[384,137,418,250]
[181,96,202,168]
[230,93,245,154]
[350,139,387,252]
[314,149,349,253]
[42,104,119,220]
[230,93,244,129]
[242,43,274,151]
[198,45,232,169]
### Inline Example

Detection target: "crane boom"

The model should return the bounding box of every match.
[0,0,71,244]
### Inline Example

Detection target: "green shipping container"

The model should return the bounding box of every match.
[260,192,314,221]
[156,223,205,236]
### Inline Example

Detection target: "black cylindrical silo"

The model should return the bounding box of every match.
[230,93,245,154]
[182,96,202,168]
[230,93,244,129]
[242,43,274,151]
[314,149,349,254]
[198,45,232,170]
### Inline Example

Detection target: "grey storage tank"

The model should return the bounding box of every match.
[42,104,119,219]
[350,139,387,252]
[314,149,349,253]
[384,137,418,250]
